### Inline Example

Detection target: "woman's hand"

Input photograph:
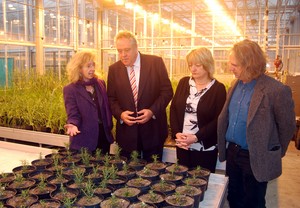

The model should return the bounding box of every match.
[175,133,198,150]
[64,123,80,136]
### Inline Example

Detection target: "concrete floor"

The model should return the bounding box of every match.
[223,141,300,208]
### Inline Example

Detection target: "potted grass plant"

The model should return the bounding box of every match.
[165,191,194,208]
[6,189,38,207]
[75,179,104,207]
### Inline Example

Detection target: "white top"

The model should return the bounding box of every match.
[183,78,216,151]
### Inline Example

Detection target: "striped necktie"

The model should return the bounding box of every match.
[129,66,138,108]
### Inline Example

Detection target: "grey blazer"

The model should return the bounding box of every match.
[218,74,296,182]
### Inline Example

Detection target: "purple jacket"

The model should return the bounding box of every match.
[63,79,114,152]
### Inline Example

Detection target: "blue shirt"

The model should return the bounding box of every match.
[226,80,256,149]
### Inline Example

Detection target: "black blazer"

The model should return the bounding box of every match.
[170,77,226,149]
[107,53,173,152]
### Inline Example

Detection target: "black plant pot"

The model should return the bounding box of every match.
[126,178,152,194]
[165,194,194,208]
[12,165,37,178]
[137,190,166,208]
[29,198,61,208]
[113,187,141,203]
[0,172,16,185]
[7,178,36,194]
[29,183,57,199]
[175,185,203,208]
[31,158,53,170]
[0,188,17,203]
[28,169,54,183]
[6,193,38,207]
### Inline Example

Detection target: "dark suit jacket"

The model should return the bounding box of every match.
[218,74,296,182]
[63,79,113,152]
[170,77,226,148]
[107,53,173,153]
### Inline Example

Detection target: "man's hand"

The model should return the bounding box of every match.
[135,109,154,124]
[120,110,138,126]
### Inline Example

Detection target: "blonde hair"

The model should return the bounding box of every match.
[66,51,96,83]
[230,39,266,81]
[114,30,138,46]
[186,47,215,79]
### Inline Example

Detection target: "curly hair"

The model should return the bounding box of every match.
[66,51,96,83]
[230,39,266,81]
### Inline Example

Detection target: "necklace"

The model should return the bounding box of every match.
[85,85,95,94]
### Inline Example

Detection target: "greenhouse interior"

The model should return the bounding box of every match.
[0,0,300,207]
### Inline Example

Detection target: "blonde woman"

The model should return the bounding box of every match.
[170,47,226,172]
[63,51,113,153]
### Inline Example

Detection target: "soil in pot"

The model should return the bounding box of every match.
[128,151,147,171]
[165,163,189,176]
[109,156,128,170]
[175,185,203,208]
[59,155,81,167]
[6,193,38,207]
[187,166,211,182]
[137,190,165,208]
[117,164,136,180]
[7,176,36,194]
[57,147,78,157]
[12,164,37,178]
[47,174,71,188]
[128,159,147,171]
[100,195,130,208]
[50,186,79,203]
[159,172,184,185]
[31,158,53,170]
[66,179,88,194]
[45,163,67,174]
[151,180,176,195]
[84,167,103,185]
[29,198,61,208]
[0,188,17,203]
[113,186,141,203]
[0,173,16,185]
[145,162,167,174]
[76,194,103,207]
[62,166,86,179]
[128,201,157,208]
[136,168,159,182]
[29,183,57,200]
[182,177,208,201]
[165,193,194,208]
[94,186,114,199]
[28,169,54,183]
[126,177,152,194]
[107,175,128,189]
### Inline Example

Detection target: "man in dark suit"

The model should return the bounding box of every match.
[218,39,296,207]
[107,30,173,162]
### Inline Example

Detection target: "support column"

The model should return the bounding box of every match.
[35,0,44,75]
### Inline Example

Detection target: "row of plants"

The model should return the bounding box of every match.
[0,68,182,135]
[0,69,68,134]
[0,144,210,207]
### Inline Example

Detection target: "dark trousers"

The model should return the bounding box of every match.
[226,142,268,208]
[96,124,111,155]
[176,147,218,173]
